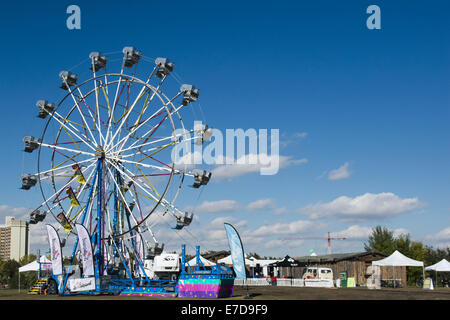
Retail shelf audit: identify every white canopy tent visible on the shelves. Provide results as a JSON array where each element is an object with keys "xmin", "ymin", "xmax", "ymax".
[
  {"xmin": 18, "ymin": 256, "xmax": 52, "ymax": 293},
  {"xmin": 372, "ymin": 250, "xmax": 424, "ymax": 286},
  {"xmin": 218, "ymin": 255, "xmax": 280, "ymax": 277},
  {"xmin": 19, "ymin": 256, "xmax": 52, "ymax": 273},
  {"xmin": 425, "ymin": 259, "xmax": 450, "ymax": 272},
  {"xmin": 372, "ymin": 250, "xmax": 424, "ymax": 267},
  {"xmin": 425, "ymin": 259, "xmax": 450, "ymax": 287},
  {"xmin": 186, "ymin": 255, "xmax": 215, "ymax": 267},
  {"xmin": 217, "ymin": 255, "xmax": 253, "ymax": 266}
]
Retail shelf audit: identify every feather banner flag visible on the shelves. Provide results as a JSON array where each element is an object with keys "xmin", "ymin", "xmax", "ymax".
[
  {"xmin": 224, "ymin": 223, "xmax": 246, "ymax": 279},
  {"xmin": 46, "ymin": 225, "xmax": 63, "ymax": 275},
  {"xmin": 135, "ymin": 234, "xmax": 145, "ymax": 276},
  {"xmin": 75, "ymin": 224, "xmax": 95, "ymax": 277}
]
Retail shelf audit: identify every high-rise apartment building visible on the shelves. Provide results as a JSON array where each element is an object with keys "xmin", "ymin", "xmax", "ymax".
[{"xmin": 0, "ymin": 216, "xmax": 30, "ymax": 261}]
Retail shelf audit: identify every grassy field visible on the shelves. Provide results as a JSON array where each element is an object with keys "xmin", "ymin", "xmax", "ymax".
[{"xmin": 1, "ymin": 286, "xmax": 450, "ymax": 300}]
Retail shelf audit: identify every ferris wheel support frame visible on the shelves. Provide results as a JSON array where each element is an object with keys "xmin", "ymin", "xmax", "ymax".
[
  {"xmin": 59, "ymin": 155, "xmax": 153, "ymax": 295},
  {"xmin": 22, "ymin": 47, "xmax": 215, "ymax": 296}
]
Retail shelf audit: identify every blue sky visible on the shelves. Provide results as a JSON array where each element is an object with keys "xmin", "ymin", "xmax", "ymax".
[{"xmin": 0, "ymin": 0, "xmax": 449, "ymax": 257}]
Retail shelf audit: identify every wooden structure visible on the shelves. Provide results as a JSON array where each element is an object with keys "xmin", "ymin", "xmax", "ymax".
[{"xmin": 295, "ymin": 252, "xmax": 406, "ymax": 286}]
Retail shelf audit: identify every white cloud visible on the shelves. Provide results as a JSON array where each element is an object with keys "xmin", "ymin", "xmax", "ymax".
[
  {"xmin": 173, "ymin": 150, "xmax": 203, "ymax": 168},
  {"xmin": 247, "ymin": 199, "xmax": 275, "ymax": 211},
  {"xmin": 280, "ymin": 132, "xmax": 308, "ymax": 148},
  {"xmin": 328, "ymin": 162, "xmax": 351, "ymax": 181},
  {"xmin": 334, "ymin": 225, "xmax": 373, "ymax": 240},
  {"xmin": 294, "ymin": 132, "xmax": 308, "ymax": 139},
  {"xmin": 211, "ymin": 154, "xmax": 307, "ymax": 181},
  {"xmin": 210, "ymin": 216, "xmax": 247, "ymax": 229},
  {"xmin": 426, "ymin": 227, "xmax": 450, "ymax": 242},
  {"xmin": 250, "ymin": 220, "xmax": 321, "ymax": 237},
  {"xmin": 29, "ymin": 223, "xmax": 52, "ymax": 246},
  {"xmin": 274, "ymin": 207, "xmax": 289, "ymax": 215},
  {"xmin": 393, "ymin": 228, "xmax": 410, "ymax": 238},
  {"xmin": 264, "ymin": 238, "xmax": 305, "ymax": 249},
  {"xmin": 0, "ymin": 205, "xmax": 31, "ymax": 221},
  {"xmin": 186, "ymin": 200, "xmax": 239, "ymax": 214},
  {"xmin": 300, "ymin": 192, "xmax": 425, "ymax": 221}
]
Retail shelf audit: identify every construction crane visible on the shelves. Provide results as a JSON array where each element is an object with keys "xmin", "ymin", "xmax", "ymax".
[{"xmin": 281, "ymin": 232, "xmax": 347, "ymax": 255}]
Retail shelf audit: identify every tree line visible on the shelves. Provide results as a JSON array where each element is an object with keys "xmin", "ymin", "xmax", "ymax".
[
  {"xmin": 0, "ymin": 254, "xmax": 38, "ymax": 289},
  {"xmin": 364, "ymin": 226, "xmax": 450, "ymax": 285}
]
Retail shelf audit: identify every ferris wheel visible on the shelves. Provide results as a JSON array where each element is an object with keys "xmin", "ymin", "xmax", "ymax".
[{"xmin": 21, "ymin": 47, "xmax": 213, "ymax": 261}]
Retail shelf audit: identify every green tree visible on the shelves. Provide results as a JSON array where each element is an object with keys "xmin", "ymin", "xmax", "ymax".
[
  {"xmin": 398, "ymin": 239, "xmax": 427, "ymax": 286},
  {"xmin": 364, "ymin": 226, "xmax": 396, "ymax": 254},
  {"xmin": 18, "ymin": 254, "xmax": 39, "ymax": 290},
  {"xmin": 248, "ymin": 252, "xmax": 262, "ymax": 259},
  {"xmin": 364, "ymin": 227, "xmax": 432, "ymax": 286},
  {"xmin": 0, "ymin": 260, "xmax": 20, "ymax": 289}
]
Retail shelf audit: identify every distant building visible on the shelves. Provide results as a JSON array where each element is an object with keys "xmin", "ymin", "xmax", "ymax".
[
  {"xmin": 0, "ymin": 216, "xmax": 30, "ymax": 261},
  {"xmin": 294, "ymin": 251, "xmax": 406, "ymax": 286}
]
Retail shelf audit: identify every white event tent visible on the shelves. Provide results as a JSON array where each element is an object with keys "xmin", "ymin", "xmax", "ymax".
[
  {"xmin": 425, "ymin": 259, "xmax": 450, "ymax": 272},
  {"xmin": 186, "ymin": 255, "xmax": 215, "ymax": 267},
  {"xmin": 217, "ymin": 255, "xmax": 253, "ymax": 266},
  {"xmin": 218, "ymin": 255, "xmax": 280, "ymax": 277},
  {"xmin": 19, "ymin": 256, "xmax": 52, "ymax": 273},
  {"xmin": 425, "ymin": 259, "xmax": 450, "ymax": 286},
  {"xmin": 372, "ymin": 250, "xmax": 424, "ymax": 286},
  {"xmin": 18, "ymin": 256, "xmax": 52, "ymax": 293}
]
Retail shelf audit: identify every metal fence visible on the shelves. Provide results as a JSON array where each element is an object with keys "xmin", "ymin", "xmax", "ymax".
[{"xmin": 234, "ymin": 278, "xmax": 305, "ymax": 287}]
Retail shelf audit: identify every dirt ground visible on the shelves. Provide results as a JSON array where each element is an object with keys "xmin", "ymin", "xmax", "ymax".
[{"xmin": 1, "ymin": 286, "xmax": 449, "ymax": 300}]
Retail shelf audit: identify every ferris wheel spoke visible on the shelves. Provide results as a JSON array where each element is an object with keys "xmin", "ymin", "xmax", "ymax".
[
  {"xmin": 125, "ymin": 135, "xmax": 197, "ymax": 160},
  {"xmin": 120, "ymin": 140, "xmax": 185, "ymax": 161},
  {"xmin": 127, "ymin": 184, "xmax": 145, "ymax": 221},
  {"xmin": 111, "ymin": 79, "xmax": 137, "ymax": 145},
  {"xmin": 134, "ymin": 141, "xmax": 174, "ymax": 164},
  {"xmin": 51, "ymin": 165, "xmax": 96, "ymax": 208},
  {"xmin": 41, "ymin": 142, "xmax": 95, "ymax": 157},
  {"xmin": 107, "ymin": 105, "xmax": 166, "ymax": 153},
  {"xmin": 100, "ymin": 84, "xmax": 114, "ymax": 125},
  {"xmin": 51, "ymin": 150, "xmax": 83, "ymax": 170},
  {"xmin": 110, "ymin": 91, "xmax": 183, "ymax": 154},
  {"xmin": 128, "ymin": 74, "xmax": 170, "ymax": 131},
  {"xmin": 105, "ymin": 166, "xmax": 140, "ymax": 228},
  {"xmin": 105, "ymin": 159, "xmax": 161, "ymax": 204},
  {"xmin": 105, "ymin": 80, "xmax": 158, "ymax": 153},
  {"xmin": 90, "ymin": 61, "xmax": 106, "ymax": 146},
  {"xmin": 134, "ymin": 166, "xmax": 161, "ymax": 199},
  {"xmin": 119, "ymin": 129, "xmax": 195, "ymax": 155},
  {"xmin": 106, "ymin": 75, "xmax": 170, "ymax": 153},
  {"xmin": 64, "ymin": 162, "xmax": 99, "ymax": 220},
  {"xmin": 74, "ymin": 85, "xmax": 105, "ymax": 145},
  {"xmin": 106, "ymin": 58, "xmax": 126, "ymax": 145},
  {"xmin": 108, "ymin": 157, "xmax": 174, "ymax": 174},
  {"xmin": 39, "ymin": 157, "xmax": 96, "ymax": 177},
  {"xmin": 51, "ymin": 111, "xmax": 97, "ymax": 152},
  {"xmin": 63, "ymin": 84, "xmax": 99, "ymax": 146},
  {"xmin": 114, "ymin": 162, "xmax": 163, "ymax": 203},
  {"xmin": 38, "ymin": 161, "xmax": 97, "ymax": 211},
  {"xmin": 118, "ymin": 99, "xmax": 186, "ymax": 154},
  {"xmin": 119, "ymin": 164, "xmax": 183, "ymax": 221}
]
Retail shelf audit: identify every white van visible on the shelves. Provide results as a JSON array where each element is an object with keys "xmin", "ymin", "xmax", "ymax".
[
  {"xmin": 302, "ymin": 267, "xmax": 334, "ymax": 287},
  {"xmin": 144, "ymin": 253, "xmax": 180, "ymax": 281}
]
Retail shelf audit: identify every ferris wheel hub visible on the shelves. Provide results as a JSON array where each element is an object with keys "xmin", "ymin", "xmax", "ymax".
[{"xmin": 95, "ymin": 146, "xmax": 105, "ymax": 159}]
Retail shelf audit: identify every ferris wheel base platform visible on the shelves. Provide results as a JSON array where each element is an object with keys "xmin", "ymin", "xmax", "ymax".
[
  {"xmin": 177, "ymin": 274, "xmax": 235, "ymax": 299},
  {"xmin": 118, "ymin": 289, "xmax": 177, "ymax": 297}
]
